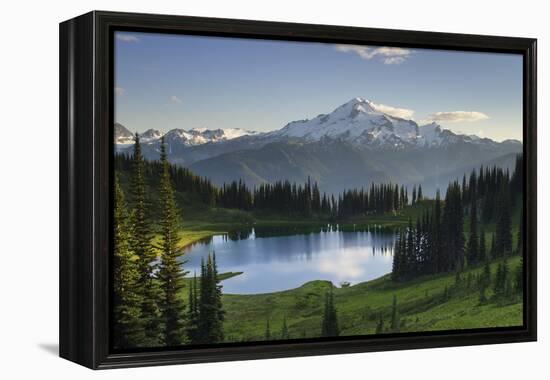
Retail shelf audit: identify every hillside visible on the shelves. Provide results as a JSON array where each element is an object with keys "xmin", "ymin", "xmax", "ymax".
[{"xmin": 177, "ymin": 255, "xmax": 523, "ymax": 342}]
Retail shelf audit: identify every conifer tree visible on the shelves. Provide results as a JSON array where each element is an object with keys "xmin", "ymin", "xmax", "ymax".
[
  {"xmin": 481, "ymin": 259, "xmax": 491, "ymax": 290},
  {"xmin": 406, "ymin": 219, "xmax": 415, "ymax": 276},
  {"xmin": 185, "ymin": 273, "xmax": 200, "ymax": 344},
  {"xmin": 417, "ymin": 185, "xmax": 423, "ymax": 202},
  {"xmin": 391, "ymin": 231, "xmax": 404, "ymax": 281},
  {"xmin": 495, "ymin": 185, "xmax": 513, "ymax": 257},
  {"xmin": 211, "ymin": 253, "xmax": 225, "ymax": 340},
  {"xmin": 157, "ymin": 136, "xmax": 187, "ymax": 346},
  {"xmin": 281, "ymin": 317, "xmax": 290, "ymax": 339},
  {"xmin": 415, "ymin": 218, "xmax": 423, "ymax": 271},
  {"xmin": 113, "ymin": 174, "xmax": 144, "ymax": 348},
  {"xmin": 321, "ymin": 286, "xmax": 339, "ymax": 337},
  {"xmin": 493, "ymin": 263, "xmax": 504, "ymax": 297},
  {"xmin": 490, "ymin": 233, "xmax": 496, "ymax": 260},
  {"xmin": 514, "ymin": 258, "xmax": 523, "ymax": 294},
  {"xmin": 517, "ymin": 210, "xmax": 524, "ymax": 255},
  {"xmin": 433, "ymin": 190, "xmax": 443, "ymax": 272},
  {"xmin": 442, "ymin": 182, "xmax": 465, "ymax": 271},
  {"xmin": 130, "ymin": 133, "xmax": 160, "ymax": 345},
  {"xmin": 493, "ymin": 260, "xmax": 509, "ymax": 298},
  {"xmin": 510, "ymin": 154, "xmax": 523, "ymax": 207},
  {"xmin": 479, "ymin": 228, "xmax": 487, "ymax": 261},
  {"xmin": 467, "ymin": 191, "xmax": 479, "ymax": 266},
  {"xmin": 494, "ymin": 263, "xmax": 503, "ymax": 297},
  {"xmin": 198, "ymin": 253, "xmax": 225, "ymax": 343}
]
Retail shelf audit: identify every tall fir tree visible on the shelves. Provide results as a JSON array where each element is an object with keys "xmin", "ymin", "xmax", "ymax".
[
  {"xmin": 321, "ymin": 286, "xmax": 339, "ymax": 337},
  {"xmin": 442, "ymin": 182, "xmax": 465, "ymax": 271},
  {"xmin": 157, "ymin": 136, "xmax": 187, "ymax": 346},
  {"xmin": 467, "ymin": 187, "xmax": 479, "ymax": 266},
  {"xmin": 113, "ymin": 174, "xmax": 144, "ymax": 348},
  {"xmin": 280, "ymin": 317, "xmax": 290, "ymax": 339},
  {"xmin": 481, "ymin": 259, "xmax": 491, "ymax": 289},
  {"xmin": 495, "ymin": 184, "xmax": 513, "ymax": 257},
  {"xmin": 391, "ymin": 229, "xmax": 407, "ymax": 281},
  {"xmin": 433, "ymin": 190, "xmax": 443, "ymax": 272},
  {"xmin": 130, "ymin": 133, "xmax": 160, "ymax": 345},
  {"xmin": 479, "ymin": 228, "xmax": 487, "ymax": 261},
  {"xmin": 406, "ymin": 219, "xmax": 415, "ymax": 276},
  {"xmin": 198, "ymin": 253, "xmax": 225, "ymax": 343},
  {"xmin": 185, "ymin": 273, "xmax": 200, "ymax": 344},
  {"xmin": 490, "ymin": 233, "xmax": 496, "ymax": 260},
  {"xmin": 517, "ymin": 209, "xmax": 524, "ymax": 255},
  {"xmin": 514, "ymin": 258, "xmax": 523, "ymax": 294},
  {"xmin": 493, "ymin": 260, "xmax": 510, "ymax": 298}
]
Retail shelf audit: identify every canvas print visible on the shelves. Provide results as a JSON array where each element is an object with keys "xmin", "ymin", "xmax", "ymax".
[{"xmin": 112, "ymin": 31, "xmax": 524, "ymax": 350}]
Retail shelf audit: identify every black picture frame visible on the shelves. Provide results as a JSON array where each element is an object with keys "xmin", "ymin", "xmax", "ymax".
[{"xmin": 59, "ymin": 10, "xmax": 537, "ymax": 369}]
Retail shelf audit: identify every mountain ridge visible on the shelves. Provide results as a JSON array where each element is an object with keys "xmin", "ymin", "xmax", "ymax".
[
  {"xmin": 115, "ymin": 97, "xmax": 521, "ymax": 152},
  {"xmin": 114, "ymin": 97, "xmax": 522, "ymax": 195}
]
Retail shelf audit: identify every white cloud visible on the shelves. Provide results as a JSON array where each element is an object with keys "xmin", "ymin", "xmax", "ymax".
[
  {"xmin": 115, "ymin": 87, "xmax": 125, "ymax": 96},
  {"xmin": 369, "ymin": 102, "xmax": 415, "ymax": 119},
  {"xmin": 116, "ymin": 34, "xmax": 140, "ymax": 43},
  {"xmin": 334, "ymin": 45, "xmax": 411, "ymax": 64},
  {"xmin": 170, "ymin": 95, "xmax": 183, "ymax": 104},
  {"xmin": 382, "ymin": 56, "xmax": 406, "ymax": 65},
  {"xmin": 427, "ymin": 111, "xmax": 490, "ymax": 123}
]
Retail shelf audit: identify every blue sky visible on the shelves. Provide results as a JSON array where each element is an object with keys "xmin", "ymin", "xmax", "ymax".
[{"xmin": 115, "ymin": 31, "xmax": 523, "ymax": 142}]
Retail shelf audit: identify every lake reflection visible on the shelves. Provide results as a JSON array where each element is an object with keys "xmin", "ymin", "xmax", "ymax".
[{"xmin": 181, "ymin": 227, "xmax": 396, "ymax": 294}]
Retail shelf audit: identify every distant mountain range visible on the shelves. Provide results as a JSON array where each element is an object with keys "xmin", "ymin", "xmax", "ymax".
[
  {"xmin": 115, "ymin": 123, "xmax": 258, "ymax": 147},
  {"xmin": 115, "ymin": 97, "xmax": 522, "ymax": 195}
]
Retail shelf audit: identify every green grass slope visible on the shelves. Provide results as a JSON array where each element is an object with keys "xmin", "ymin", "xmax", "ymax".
[{"xmin": 206, "ymin": 255, "xmax": 522, "ymax": 342}]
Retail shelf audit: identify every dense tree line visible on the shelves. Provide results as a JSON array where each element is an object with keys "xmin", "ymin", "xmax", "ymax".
[
  {"xmin": 113, "ymin": 134, "xmax": 224, "ymax": 349},
  {"xmin": 118, "ymin": 150, "xmax": 415, "ymax": 218},
  {"xmin": 337, "ymin": 183, "xmax": 409, "ymax": 217},
  {"xmin": 392, "ymin": 156, "xmax": 522, "ymax": 282},
  {"xmin": 115, "ymin": 151, "xmax": 218, "ymax": 206},
  {"xmin": 220, "ymin": 178, "xmax": 411, "ymax": 218}
]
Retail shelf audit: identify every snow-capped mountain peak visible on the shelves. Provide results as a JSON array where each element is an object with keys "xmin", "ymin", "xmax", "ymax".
[
  {"xmin": 140, "ymin": 129, "xmax": 162, "ymax": 143},
  {"xmin": 114, "ymin": 123, "xmax": 135, "ymax": 145},
  {"xmin": 265, "ymin": 97, "xmax": 507, "ymax": 150},
  {"xmin": 114, "ymin": 124, "xmax": 260, "ymax": 148},
  {"xmin": 116, "ymin": 97, "xmax": 521, "ymax": 155},
  {"xmin": 269, "ymin": 97, "xmax": 420, "ymax": 147}
]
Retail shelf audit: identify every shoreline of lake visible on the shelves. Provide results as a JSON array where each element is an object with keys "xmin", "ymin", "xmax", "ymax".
[{"xmin": 179, "ymin": 227, "xmax": 397, "ymax": 294}]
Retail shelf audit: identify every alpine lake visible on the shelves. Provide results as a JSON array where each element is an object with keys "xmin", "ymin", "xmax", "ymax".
[{"xmin": 180, "ymin": 225, "xmax": 397, "ymax": 294}]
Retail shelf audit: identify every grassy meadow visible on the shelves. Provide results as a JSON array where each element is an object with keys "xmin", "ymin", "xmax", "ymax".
[{"xmin": 176, "ymin": 255, "xmax": 522, "ymax": 342}]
